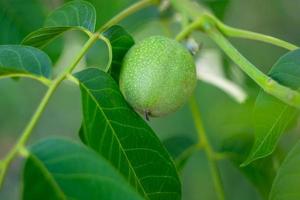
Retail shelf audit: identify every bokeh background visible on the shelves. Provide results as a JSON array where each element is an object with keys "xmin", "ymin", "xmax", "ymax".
[{"xmin": 1, "ymin": 0, "xmax": 300, "ymax": 199}]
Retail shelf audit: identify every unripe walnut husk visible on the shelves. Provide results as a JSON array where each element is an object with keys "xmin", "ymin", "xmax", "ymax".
[{"xmin": 120, "ymin": 36, "xmax": 197, "ymax": 117}]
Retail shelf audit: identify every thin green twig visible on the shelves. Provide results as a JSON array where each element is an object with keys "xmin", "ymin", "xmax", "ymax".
[
  {"xmin": 206, "ymin": 27, "xmax": 300, "ymax": 109},
  {"xmin": 0, "ymin": 74, "xmax": 52, "ymax": 86},
  {"xmin": 98, "ymin": 35, "xmax": 113, "ymax": 72},
  {"xmin": 189, "ymin": 96, "xmax": 225, "ymax": 200},
  {"xmin": 97, "ymin": 0, "xmax": 159, "ymax": 33},
  {"xmin": 172, "ymin": 0, "xmax": 298, "ymax": 50},
  {"xmin": 175, "ymin": 15, "xmax": 226, "ymax": 199},
  {"xmin": 0, "ymin": 33, "xmax": 99, "ymax": 188},
  {"xmin": 175, "ymin": 17, "xmax": 206, "ymax": 41},
  {"xmin": 0, "ymin": 0, "xmax": 158, "ymax": 189},
  {"xmin": 211, "ymin": 16, "xmax": 298, "ymax": 51},
  {"xmin": 175, "ymin": 143, "xmax": 201, "ymax": 170},
  {"xmin": 174, "ymin": 10, "xmax": 300, "ymax": 109},
  {"xmin": 172, "ymin": 1, "xmax": 300, "ymax": 198}
]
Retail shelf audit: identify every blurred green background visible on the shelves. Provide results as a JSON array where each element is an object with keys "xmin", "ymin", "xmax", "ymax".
[{"xmin": 1, "ymin": 0, "xmax": 300, "ymax": 199}]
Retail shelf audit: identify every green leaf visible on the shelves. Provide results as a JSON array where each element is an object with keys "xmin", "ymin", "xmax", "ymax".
[
  {"xmin": 0, "ymin": 45, "xmax": 52, "ymax": 78},
  {"xmin": 22, "ymin": 138, "xmax": 143, "ymax": 200},
  {"xmin": 22, "ymin": 0, "xmax": 96, "ymax": 48},
  {"xmin": 0, "ymin": 0, "xmax": 63, "ymax": 64},
  {"xmin": 84, "ymin": 0, "xmax": 159, "ymax": 35},
  {"xmin": 75, "ymin": 68, "xmax": 181, "ymax": 200},
  {"xmin": 242, "ymin": 49, "xmax": 300, "ymax": 166},
  {"xmin": 83, "ymin": 0, "xmax": 134, "ymax": 28},
  {"xmin": 0, "ymin": 0, "xmax": 45, "ymax": 44},
  {"xmin": 103, "ymin": 25, "xmax": 135, "ymax": 82},
  {"xmin": 198, "ymin": 0, "xmax": 230, "ymax": 19},
  {"xmin": 221, "ymin": 133, "xmax": 278, "ymax": 199},
  {"xmin": 269, "ymin": 141, "xmax": 300, "ymax": 200},
  {"xmin": 23, "ymin": 27, "xmax": 72, "ymax": 48},
  {"xmin": 44, "ymin": 0, "xmax": 96, "ymax": 31},
  {"xmin": 163, "ymin": 135, "xmax": 198, "ymax": 171}
]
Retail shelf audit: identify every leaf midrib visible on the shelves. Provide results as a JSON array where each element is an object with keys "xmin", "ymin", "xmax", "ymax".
[
  {"xmin": 23, "ymin": 26, "xmax": 88, "ymax": 48},
  {"xmin": 25, "ymin": 154, "xmax": 67, "ymax": 200},
  {"xmin": 251, "ymin": 104, "xmax": 289, "ymax": 158},
  {"xmin": 80, "ymin": 83, "xmax": 149, "ymax": 199}
]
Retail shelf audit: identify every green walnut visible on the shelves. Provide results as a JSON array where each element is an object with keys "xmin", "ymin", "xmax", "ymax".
[{"xmin": 119, "ymin": 36, "xmax": 197, "ymax": 118}]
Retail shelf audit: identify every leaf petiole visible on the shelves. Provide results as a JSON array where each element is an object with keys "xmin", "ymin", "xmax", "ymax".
[
  {"xmin": 188, "ymin": 96, "xmax": 225, "ymax": 200},
  {"xmin": 97, "ymin": 0, "xmax": 159, "ymax": 33},
  {"xmin": 206, "ymin": 27, "xmax": 300, "ymax": 109},
  {"xmin": 0, "ymin": 0, "xmax": 158, "ymax": 189},
  {"xmin": 0, "ymin": 74, "xmax": 52, "ymax": 86},
  {"xmin": 0, "ymin": 33, "xmax": 99, "ymax": 189},
  {"xmin": 98, "ymin": 34, "xmax": 113, "ymax": 72},
  {"xmin": 211, "ymin": 15, "xmax": 298, "ymax": 51},
  {"xmin": 174, "ymin": 10, "xmax": 300, "ymax": 109}
]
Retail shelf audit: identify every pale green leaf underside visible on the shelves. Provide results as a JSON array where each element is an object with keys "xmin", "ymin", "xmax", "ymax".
[
  {"xmin": 22, "ymin": 0, "xmax": 96, "ymax": 48},
  {"xmin": 0, "ymin": 45, "xmax": 52, "ymax": 78},
  {"xmin": 22, "ymin": 138, "xmax": 143, "ymax": 200},
  {"xmin": 270, "ymin": 141, "xmax": 300, "ymax": 200},
  {"xmin": 75, "ymin": 68, "xmax": 181, "ymax": 200},
  {"xmin": 243, "ymin": 49, "xmax": 300, "ymax": 166},
  {"xmin": 23, "ymin": 27, "xmax": 74, "ymax": 48},
  {"xmin": 103, "ymin": 25, "xmax": 135, "ymax": 82}
]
